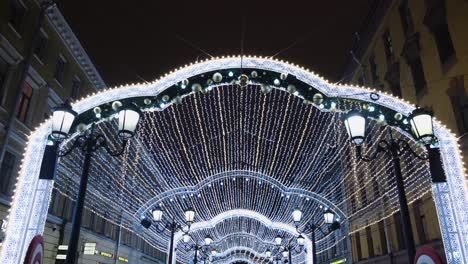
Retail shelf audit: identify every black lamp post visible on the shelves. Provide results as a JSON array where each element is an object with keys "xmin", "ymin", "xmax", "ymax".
[
  {"xmin": 343, "ymin": 108, "xmax": 439, "ymax": 264},
  {"xmin": 178, "ymin": 234, "xmax": 213, "ymax": 264},
  {"xmin": 50, "ymin": 102, "xmax": 141, "ymax": 264},
  {"xmin": 147, "ymin": 205, "xmax": 195, "ymax": 264},
  {"xmin": 292, "ymin": 208, "xmax": 340, "ymax": 264}
]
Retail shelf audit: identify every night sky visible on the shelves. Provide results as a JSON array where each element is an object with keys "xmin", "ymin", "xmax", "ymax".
[{"xmin": 58, "ymin": 1, "xmax": 372, "ymax": 87}]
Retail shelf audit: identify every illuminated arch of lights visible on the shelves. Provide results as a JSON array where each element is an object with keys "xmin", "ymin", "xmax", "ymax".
[
  {"xmin": 173, "ymin": 209, "xmax": 313, "ymax": 262},
  {"xmin": 0, "ymin": 56, "xmax": 466, "ymax": 264}
]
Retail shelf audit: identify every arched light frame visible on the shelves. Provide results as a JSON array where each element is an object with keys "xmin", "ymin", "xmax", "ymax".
[
  {"xmin": 1, "ymin": 56, "xmax": 466, "ymax": 264},
  {"xmin": 172, "ymin": 209, "xmax": 313, "ymax": 263}
]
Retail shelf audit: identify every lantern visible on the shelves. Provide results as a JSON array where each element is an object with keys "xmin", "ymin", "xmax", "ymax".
[
  {"xmin": 118, "ymin": 104, "xmax": 141, "ymax": 139},
  {"xmin": 51, "ymin": 102, "xmax": 77, "ymax": 141},
  {"xmin": 344, "ymin": 110, "xmax": 367, "ymax": 145}
]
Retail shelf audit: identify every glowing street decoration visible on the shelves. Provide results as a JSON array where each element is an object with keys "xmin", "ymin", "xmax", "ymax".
[{"xmin": 0, "ymin": 56, "xmax": 466, "ymax": 264}]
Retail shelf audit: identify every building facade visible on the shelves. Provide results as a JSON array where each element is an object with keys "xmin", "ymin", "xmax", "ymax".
[
  {"xmin": 340, "ymin": 0, "xmax": 468, "ymax": 263},
  {"xmin": 0, "ymin": 1, "xmax": 165, "ymax": 263}
]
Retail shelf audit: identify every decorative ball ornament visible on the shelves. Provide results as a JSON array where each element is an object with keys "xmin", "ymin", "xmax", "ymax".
[
  {"xmin": 206, "ymin": 79, "xmax": 214, "ymax": 85},
  {"xmin": 312, "ymin": 93, "xmax": 324, "ymax": 105},
  {"xmin": 287, "ymin": 84, "xmax": 296, "ymax": 94},
  {"xmin": 24, "ymin": 235, "xmax": 44, "ymax": 264},
  {"xmin": 174, "ymin": 96, "xmax": 183, "ymax": 104},
  {"xmin": 192, "ymin": 83, "xmax": 203, "ymax": 92},
  {"xmin": 76, "ymin": 123, "xmax": 87, "ymax": 133},
  {"xmin": 112, "ymin": 101, "xmax": 122, "ymax": 111},
  {"xmin": 362, "ymin": 104, "xmax": 369, "ymax": 110},
  {"xmin": 93, "ymin": 107, "xmax": 101, "ymax": 114},
  {"xmin": 213, "ymin": 72, "xmax": 223, "ymax": 82},
  {"xmin": 303, "ymin": 99, "xmax": 312, "ymax": 105},
  {"xmin": 251, "ymin": 71, "xmax": 258, "ymax": 78},
  {"xmin": 239, "ymin": 74, "xmax": 249, "ymax": 87},
  {"xmin": 280, "ymin": 73, "xmax": 288, "ymax": 80},
  {"xmin": 162, "ymin": 95, "xmax": 170, "ymax": 102},
  {"xmin": 273, "ymin": 79, "xmax": 280, "ymax": 86},
  {"xmin": 260, "ymin": 84, "xmax": 272, "ymax": 94},
  {"xmin": 394, "ymin": 112, "xmax": 403, "ymax": 121},
  {"xmin": 144, "ymin": 98, "xmax": 152, "ymax": 105},
  {"xmin": 182, "ymin": 79, "xmax": 190, "ymax": 86}
]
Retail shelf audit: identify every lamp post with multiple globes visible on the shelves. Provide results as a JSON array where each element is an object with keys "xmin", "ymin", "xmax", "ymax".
[
  {"xmin": 146, "ymin": 205, "xmax": 195, "ymax": 264},
  {"xmin": 292, "ymin": 208, "xmax": 340, "ymax": 264},
  {"xmin": 179, "ymin": 234, "xmax": 214, "ymax": 264},
  {"xmin": 50, "ymin": 102, "xmax": 142, "ymax": 264},
  {"xmin": 343, "ymin": 107, "xmax": 442, "ymax": 264}
]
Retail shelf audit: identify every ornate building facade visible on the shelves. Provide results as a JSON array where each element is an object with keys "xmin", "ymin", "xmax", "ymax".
[
  {"xmin": 0, "ymin": 1, "xmax": 164, "ymax": 263},
  {"xmin": 340, "ymin": 0, "xmax": 468, "ymax": 263}
]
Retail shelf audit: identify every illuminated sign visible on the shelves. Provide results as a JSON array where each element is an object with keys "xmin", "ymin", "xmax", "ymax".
[
  {"xmin": 58, "ymin": 245, "xmax": 68, "ymax": 250},
  {"xmin": 56, "ymin": 254, "xmax": 66, "ymax": 260},
  {"xmin": 118, "ymin": 256, "xmax": 129, "ymax": 262},
  {"xmin": 330, "ymin": 258, "xmax": 347, "ymax": 264},
  {"xmin": 83, "ymin": 242, "xmax": 96, "ymax": 255},
  {"xmin": 100, "ymin": 251, "xmax": 114, "ymax": 258}
]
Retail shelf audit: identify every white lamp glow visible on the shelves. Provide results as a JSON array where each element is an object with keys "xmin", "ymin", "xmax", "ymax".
[
  {"xmin": 118, "ymin": 104, "xmax": 141, "ymax": 139},
  {"xmin": 282, "ymin": 250, "xmax": 289, "ymax": 258},
  {"xmin": 185, "ymin": 208, "xmax": 195, "ymax": 223},
  {"xmin": 297, "ymin": 235, "xmax": 305, "ymax": 246},
  {"xmin": 51, "ymin": 102, "xmax": 77, "ymax": 141},
  {"xmin": 292, "ymin": 209, "xmax": 303, "ymax": 223},
  {"xmin": 205, "ymin": 235, "xmax": 213, "ymax": 246},
  {"xmin": 265, "ymin": 249, "xmax": 271, "ymax": 258},
  {"xmin": 344, "ymin": 110, "xmax": 367, "ymax": 145},
  {"xmin": 275, "ymin": 236, "xmax": 282, "ymax": 246},
  {"xmin": 152, "ymin": 206, "xmax": 163, "ymax": 222},
  {"xmin": 323, "ymin": 209, "xmax": 335, "ymax": 224},
  {"xmin": 409, "ymin": 108, "xmax": 434, "ymax": 144},
  {"xmin": 183, "ymin": 233, "xmax": 191, "ymax": 243}
]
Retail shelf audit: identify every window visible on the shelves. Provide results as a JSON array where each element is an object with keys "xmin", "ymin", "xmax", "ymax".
[
  {"xmin": 0, "ymin": 57, "xmax": 10, "ymax": 102},
  {"xmin": 366, "ymin": 226, "xmax": 375, "ymax": 258},
  {"xmin": 394, "ymin": 213, "xmax": 406, "ymax": 250},
  {"xmin": 16, "ymin": 82, "xmax": 33, "ymax": 123},
  {"xmin": 0, "ymin": 151, "xmax": 17, "ymax": 195},
  {"xmin": 413, "ymin": 200, "xmax": 427, "ymax": 244},
  {"xmin": 424, "ymin": 0, "xmax": 456, "ymax": 66},
  {"xmin": 355, "ymin": 232, "xmax": 362, "ymax": 261},
  {"xmin": 9, "ymin": 0, "xmax": 26, "ymax": 32},
  {"xmin": 382, "ymin": 30, "xmax": 394, "ymax": 64},
  {"xmin": 409, "ymin": 57, "xmax": 427, "ymax": 95},
  {"xmin": 378, "ymin": 220, "xmax": 388, "ymax": 254},
  {"xmin": 369, "ymin": 54, "xmax": 378, "ymax": 83},
  {"xmin": 34, "ymin": 31, "xmax": 48, "ymax": 62},
  {"xmin": 449, "ymin": 76, "xmax": 468, "ymax": 133},
  {"xmin": 54, "ymin": 56, "xmax": 67, "ymax": 83},
  {"xmin": 71, "ymin": 77, "xmax": 82, "ymax": 99},
  {"xmin": 433, "ymin": 22, "xmax": 455, "ymax": 65}
]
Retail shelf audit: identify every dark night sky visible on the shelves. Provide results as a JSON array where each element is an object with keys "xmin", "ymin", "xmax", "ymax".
[{"xmin": 57, "ymin": 1, "xmax": 372, "ymax": 87}]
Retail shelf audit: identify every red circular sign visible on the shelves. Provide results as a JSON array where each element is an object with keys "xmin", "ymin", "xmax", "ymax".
[
  {"xmin": 414, "ymin": 246, "xmax": 444, "ymax": 264},
  {"xmin": 24, "ymin": 235, "xmax": 44, "ymax": 264}
]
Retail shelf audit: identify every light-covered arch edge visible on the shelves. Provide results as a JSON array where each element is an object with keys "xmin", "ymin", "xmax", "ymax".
[
  {"xmin": 0, "ymin": 56, "xmax": 466, "ymax": 264},
  {"xmin": 173, "ymin": 209, "xmax": 311, "ymax": 264}
]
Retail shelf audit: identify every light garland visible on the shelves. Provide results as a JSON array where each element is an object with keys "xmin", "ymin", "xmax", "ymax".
[{"xmin": 1, "ymin": 56, "xmax": 466, "ymax": 264}]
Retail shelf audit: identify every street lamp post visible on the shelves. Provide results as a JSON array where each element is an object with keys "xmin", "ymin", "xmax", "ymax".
[
  {"xmin": 147, "ymin": 205, "xmax": 195, "ymax": 264},
  {"xmin": 343, "ymin": 108, "xmax": 438, "ymax": 264},
  {"xmin": 292, "ymin": 208, "xmax": 340, "ymax": 264},
  {"xmin": 178, "ymin": 234, "xmax": 213, "ymax": 264},
  {"xmin": 50, "ymin": 102, "xmax": 141, "ymax": 264}
]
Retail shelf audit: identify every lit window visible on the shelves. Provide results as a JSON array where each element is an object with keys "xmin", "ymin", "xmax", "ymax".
[{"xmin": 16, "ymin": 82, "xmax": 33, "ymax": 123}]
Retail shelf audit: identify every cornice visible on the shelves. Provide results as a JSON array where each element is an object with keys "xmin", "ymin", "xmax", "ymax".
[{"xmin": 45, "ymin": 6, "xmax": 106, "ymax": 90}]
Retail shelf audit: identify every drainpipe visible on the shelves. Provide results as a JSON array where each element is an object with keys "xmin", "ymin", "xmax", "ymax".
[{"xmin": 0, "ymin": 0, "xmax": 55, "ymax": 164}]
